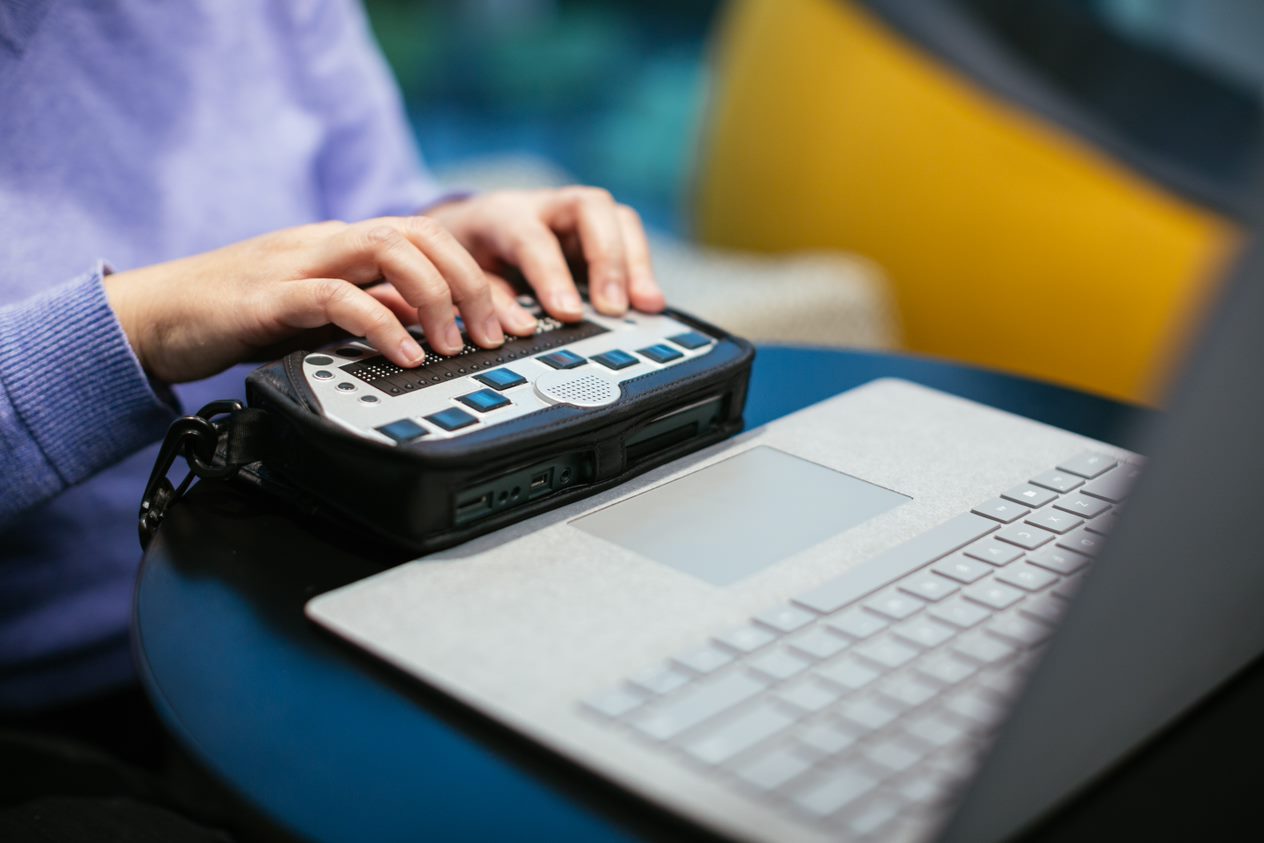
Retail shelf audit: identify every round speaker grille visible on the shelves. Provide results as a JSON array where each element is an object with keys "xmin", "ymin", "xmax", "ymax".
[{"xmin": 534, "ymin": 370, "xmax": 621, "ymax": 407}]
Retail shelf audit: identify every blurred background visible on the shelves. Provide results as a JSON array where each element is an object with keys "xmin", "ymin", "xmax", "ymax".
[{"xmin": 363, "ymin": 0, "xmax": 1262, "ymax": 405}]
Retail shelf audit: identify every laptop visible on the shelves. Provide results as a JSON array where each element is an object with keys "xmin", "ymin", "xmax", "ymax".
[{"xmin": 306, "ymin": 233, "xmax": 1263, "ymax": 842}]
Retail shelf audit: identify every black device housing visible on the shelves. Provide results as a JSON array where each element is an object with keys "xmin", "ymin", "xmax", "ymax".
[{"xmin": 241, "ymin": 308, "xmax": 754, "ymax": 554}]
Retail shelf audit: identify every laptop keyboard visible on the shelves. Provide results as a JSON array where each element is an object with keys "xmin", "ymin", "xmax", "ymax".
[{"xmin": 581, "ymin": 452, "xmax": 1142, "ymax": 839}]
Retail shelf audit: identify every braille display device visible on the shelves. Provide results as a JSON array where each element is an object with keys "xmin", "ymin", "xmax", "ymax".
[{"xmin": 222, "ymin": 297, "xmax": 754, "ymax": 552}]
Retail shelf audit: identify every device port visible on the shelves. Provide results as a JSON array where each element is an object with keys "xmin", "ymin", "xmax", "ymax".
[
  {"xmin": 456, "ymin": 492, "xmax": 492, "ymax": 520},
  {"xmin": 529, "ymin": 469, "xmax": 553, "ymax": 497}
]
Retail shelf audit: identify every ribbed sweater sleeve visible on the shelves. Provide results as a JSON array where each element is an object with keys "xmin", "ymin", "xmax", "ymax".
[{"xmin": 0, "ymin": 264, "xmax": 177, "ymax": 528}]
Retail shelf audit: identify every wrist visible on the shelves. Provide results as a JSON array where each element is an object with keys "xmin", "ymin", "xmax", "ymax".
[{"xmin": 102, "ymin": 266, "xmax": 158, "ymax": 376}]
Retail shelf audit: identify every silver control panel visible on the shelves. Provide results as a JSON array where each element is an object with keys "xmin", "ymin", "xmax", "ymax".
[{"xmin": 302, "ymin": 304, "xmax": 717, "ymax": 446}]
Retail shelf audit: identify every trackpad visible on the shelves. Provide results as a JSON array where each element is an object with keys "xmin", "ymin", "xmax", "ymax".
[{"xmin": 572, "ymin": 446, "xmax": 909, "ymax": 585}]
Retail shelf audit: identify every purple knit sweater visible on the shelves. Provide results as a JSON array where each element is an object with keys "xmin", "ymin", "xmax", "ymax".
[{"xmin": 0, "ymin": 0, "xmax": 443, "ymax": 709}]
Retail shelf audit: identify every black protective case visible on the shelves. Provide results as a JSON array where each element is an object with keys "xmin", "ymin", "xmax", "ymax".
[{"xmin": 241, "ymin": 308, "xmax": 755, "ymax": 554}]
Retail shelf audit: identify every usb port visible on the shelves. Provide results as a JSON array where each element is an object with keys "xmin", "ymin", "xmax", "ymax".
[
  {"xmin": 456, "ymin": 492, "xmax": 492, "ymax": 517},
  {"xmin": 529, "ymin": 469, "xmax": 553, "ymax": 497}
]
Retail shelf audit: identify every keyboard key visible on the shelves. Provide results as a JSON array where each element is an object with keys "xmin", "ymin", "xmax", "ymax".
[
  {"xmin": 1024, "ymin": 509, "xmax": 1083, "ymax": 535},
  {"xmin": 583, "ymin": 685, "xmax": 647, "ymax": 718},
  {"xmin": 1086, "ymin": 512, "xmax": 1121, "ymax": 535},
  {"xmin": 929, "ymin": 598, "xmax": 991, "ymax": 629},
  {"xmin": 964, "ymin": 539, "xmax": 1023, "ymax": 566},
  {"xmin": 673, "ymin": 644, "xmax": 734, "ymax": 675},
  {"xmin": 1053, "ymin": 573, "xmax": 1086, "ymax": 601},
  {"xmin": 943, "ymin": 687, "xmax": 1007, "ymax": 730},
  {"xmin": 845, "ymin": 794, "xmax": 902, "ymax": 837},
  {"xmin": 786, "ymin": 627, "xmax": 850, "ymax": 661},
  {"xmin": 638, "ymin": 343, "xmax": 684, "ymax": 364},
  {"xmin": 793, "ymin": 513, "xmax": 996, "ymax": 614},
  {"xmin": 1020, "ymin": 594, "xmax": 1067, "ymax": 624},
  {"xmin": 933, "ymin": 553, "xmax": 992, "ymax": 584},
  {"xmin": 877, "ymin": 672, "xmax": 940, "ymax": 709},
  {"xmin": 816, "ymin": 656, "xmax": 881, "ymax": 691},
  {"xmin": 668, "ymin": 330, "xmax": 711, "ymax": 350},
  {"xmin": 1001, "ymin": 483, "xmax": 1058, "ymax": 508},
  {"xmin": 1056, "ymin": 526, "xmax": 1105, "ymax": 556},
  {"xmin": 899, "ymin": 572, "xmax": 960, "ymax": 602},
  {"xmin": 864, "ymin": 736, "xmax": 926, "ymax": 773},
  {"xmin": 854, "ymin": 636, "xmax": 920, "ymax": 669},
  {"xmin": 789, "ymin": 767, "xmax": 878, "ymax": 819},
  {"xmin": 590, "ymin": 349, "xmax": 638, "ymax": 370},
  {"xmin": 897, "ymin": 772, "xmax": 953, "ymax": 806},
  {"xmin": 1029, "ymin": 469, "xmax": 1084, "ymax": 494},
  {"xmin": 754, "ymin": 604, "xmax": 817, "ymax": 634},
  {"xmin": 1054, "ymin": 494, "xmax": 1111, "ymax": 519},
  {"xmin": 715, "ymin": 624, "xmax": 777, "ymax": 654},
  {"xmin": 995, "ymin": 563, "xmax": 1059, "ymax": 592},
  {"xmin": 905, "ymin": 712, "xmax": 968, "ymax": 749},
  {"xmin": 473, "ymin": 367, "xmax": 527, "ymax": 391},
  {"xmin": 963, "ymin": 581, "xmax": 1024, "ymax": 610},
  {"xmin": 916, "ymin": 651, "xmax": 979, "ymax": 686},
  {"xmin": 629, "ymin": 671, "xmax": 766, "ymax": 741},
  {"xmin": 864, "ymin": 590, "xmax": 925, "ymax": 620},
  {"xmin": 797, "ymin": 719, "xmax": 861, "ymax": 756},
  {"xmin": 1081, "ymin": 463, "xmax": 1142, "ymax": 502},
  {"xmin": 425, "ymin": 406, "xmax": 478, "ymax": 431},
  {"xmin": 972, "ymin": 498, "xmax": 1031, "ymax": 524},
  {"xmin": 839, "ymin": 696, "xmax": 900, "ymax": 731},
  {"xmin": 537, "ymin": 349, "xmax": 586, "ymax": 369},
  {"xmin": 987, "ymin": 613, "xmax": 1054, "ymax": 647},
  {"xmin": 680, "ymin": 700, "xmax": 795, "ymax": 765},
  {"xmin": 994, "ymin": 524, "xmax": 1054, "ymax": 550},
  {"xmin": 456, "ymin": 388, "xmax": 511, "ymax": 413},
  {"xmin": 375, "ymin": 418, "xmax": 428, "ymax": 443},
  {"xmin": 1026, "ymin": 546, "xmax": 1090, "ymax": 575},
  {"xmin": 630, "ymin": 664, "xmax": 692, "ymax": 695},
  {"xmin": 892, "ymin": 616, "xmax": 956, "ymax": 649},
  {"xmin": 748, "ymin": 647, "xmax": 813, "ymax": 682},
  {"xmin": 732, "ymin": 744, "xmax": 814, "ymax": 792},
  {"xmin": 976, "ymin": 668, "xmax": 1027, "ymax": 699},
  {"xmin": 952, "ymin": 632, "xmax": 1016, "ymax": 666},
  {"xmin": 1057, "ymin": 452, "xmax": 1117, "ymax": 479},
  {"xmin": 825, "ymin": 609, "xmax": 888, "ymax": 640},
  {"xmin": 775, "ymin": 678, "xmax": 842, "ymax": 714}
]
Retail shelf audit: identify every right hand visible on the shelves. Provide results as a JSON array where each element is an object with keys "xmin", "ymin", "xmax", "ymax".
[{"xmin": 103, "ymin": 216, "xmax": 544, "ymax": 385}]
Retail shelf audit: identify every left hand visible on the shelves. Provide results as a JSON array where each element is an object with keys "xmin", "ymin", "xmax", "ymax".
[{"xmin": 427, "ymin": 187, "xmax": 666, "ymax": 325}]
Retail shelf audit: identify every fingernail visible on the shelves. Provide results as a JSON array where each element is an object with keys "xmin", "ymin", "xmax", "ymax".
[
  {"xmin": 513, "ymin": 309, "xmax": 538, "ymax": 333},
  {"xmin": 444, "ymin": 322, "xmax": 463, "ymax": 351},
  {"xmin": 553, "ymin": 290, "xmax": 582, "ymax": 315},
  {"xmin": 482, "ymin": 314, "xmax": 504, "ymax": 346},
  {"xmin": 604, "ymin": 280, "xmax": 627, "ymax": 313},
  {"xmin": 400, "ymin": 337, "xmax": 424, "ymax": 365}
]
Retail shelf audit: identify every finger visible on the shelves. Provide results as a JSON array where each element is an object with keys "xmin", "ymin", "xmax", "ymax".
[
  {"xmin": 502, "ymin": 218, "xmax": 584, "ymax": 321},
  {"xmin": 399, "ymin": 215, "xmax": 503, "ymax": 348},
  {"xmin": 280, "ymin": 278, "xmax": 424, "ymax": 367},
  {"xmin": 365, "ymin": 283, "xmax": 421, "ymax": 327},
  {"xmin": 485, "ymin": 272, "xmax": 539, "ymax": 336},
  {"xmin": 616, "ymin": 205, "xmax": 665, "ymax": 313},
  {"xmin": 549, "ymin": 187, "xmax": 628, "ymax": 316}
]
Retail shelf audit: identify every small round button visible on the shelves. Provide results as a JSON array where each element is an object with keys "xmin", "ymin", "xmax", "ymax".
[
  {"xmin": 336, "ymin": 382, "xmax": 357, "ymax": 392},
  {"xmin": 306, "ymin": 355, "xmax": 334, "ymax": 366},
  {"xmin": 312, "ymin": 369, "xmax": 334, "ymax": 380},
  {"xmin": 359, "ymin": 394, "xmax": 380, "ymax": 405}
]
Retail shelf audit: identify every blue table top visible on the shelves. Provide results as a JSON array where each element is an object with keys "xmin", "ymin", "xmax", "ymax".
[{"xmin": 134, "ymin": 346, "xmax": 1144, "ymax": 842}]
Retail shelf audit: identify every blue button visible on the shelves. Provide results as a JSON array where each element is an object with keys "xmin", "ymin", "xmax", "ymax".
[
  {"xmin": 537, "ymin": 349, "xmax": 586, "ymax": 369},
  {"xmin": 426, "ymin": 407, "xmax": 478, "ymax": 431},
  {"xmin": 375, "ymin": 419, "xmax": 428, "ymax": 443},
  {"xmin": 668, "ymin": 331, "xmax": 711, "ymax": 350},
  {"xmin": 457, "ymin": 388, "xmax": 511, "ymax": 413},
  {"xmin": 638, "ymin": 344, "xmax": 684, "ymax": 364},
  {"xmin": 474, "ymin": 367, "xmax": 527, "ymax": 391},
  {"xmin": 592, "ymin": 349, "xmax": 638, "ymax": 370}
]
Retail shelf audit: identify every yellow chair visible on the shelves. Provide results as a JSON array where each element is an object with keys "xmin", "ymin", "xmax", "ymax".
[{"xmin": 694, "ymin": 0, "xmax": 1246, "ymax": 404}]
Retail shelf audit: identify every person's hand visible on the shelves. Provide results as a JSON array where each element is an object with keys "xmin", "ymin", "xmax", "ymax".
[
  {"xmin": 428, "ymin": 187, "xmax": 666, "ymax": 320},
  {"xmin": 105, "ymin": 216, "xmax": 508, "ymax": 384}
]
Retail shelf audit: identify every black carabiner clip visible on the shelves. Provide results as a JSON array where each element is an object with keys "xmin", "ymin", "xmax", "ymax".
[{"xmin": 139, "ymin": 400, "xmax": 244, "ymax": 548}]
